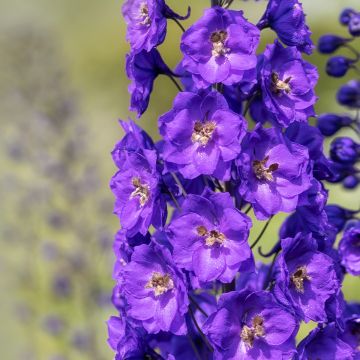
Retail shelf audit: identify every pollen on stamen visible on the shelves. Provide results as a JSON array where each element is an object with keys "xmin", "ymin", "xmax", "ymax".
[
  {"xmin": 271, "ymin": 72, "xmax": 292, "ymax": 94},
  {"xmin": 191, "ymin": 121, "xmax": 216, "ymax": 146},
  {"xmin": 145, "ymin": 272, "xmax": 174, "ymax": 297},
  {"xmin": 241, "ymin": 315, "xmax": 265, "ymax": 348},
  {"xmin": 130, "ymin": 176, "xmax": 150, "ymax": 207},
  {"xmin": 139, "ymin": 2, "xmax": 151, "ymax": 26},
  {"xmin": 252, "ymin": 156, "xmax": 279, "ymax": 182},
  {"xmin": 291, "ymin": 266, "xmax": 311, "ymax": 293},
  {"xmin": 210, "ymin": 30, "xmax": 230, "ymax": 57},
  {"xmin": 197, "ymin": 226, "xmax": 225, "ymax": 247}
]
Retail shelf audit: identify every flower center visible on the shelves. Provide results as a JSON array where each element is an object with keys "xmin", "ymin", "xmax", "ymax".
[
  {"xmin": 130, "ymin": 177, "xmax": 150, "ymax": 207},
  {"xmin": 252, "ymin": 156, "xmax": 279, "ymax": 181},
  {"xmin": 145, "ymin": 272, "xmax": 174, "ymax": 297},
  {"xmin": 191, "ymin": 121, "xmax": 216, "ymax": 146},
  {"xmin": 271, "ymin": 72, "xmax": 292, "ymax": 94},
  {"xmin": 197, "ymin": 225, "xmax": 226, "ymax": 247},
  {"xmin": 291, "ymin": 266, "xmax": 311, "ymax": 293},
  {"xmin": 241, "ymin": 315, "xmax": 265, "ymax": 348},
  {"xmin": 210, "ymin": 30, "xmax": 230, "ymax": 57},
  {"xmin": 139, "ymin": 2, "xmax": 151, "ymax": 26}
]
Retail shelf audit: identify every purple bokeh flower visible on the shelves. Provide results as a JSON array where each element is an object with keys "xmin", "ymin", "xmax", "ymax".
[
  {"xmin": 236, "ymin": 125, "xmax": 312, "ymax": 220},
  {"xmin": 110, "ymin": 149, "xmax": 167, "ymax": 236},
  {"xmin": 274, "ymin": 233, "xmax": 339, "ymax": 323},
  {"xmin": 256, "ymin": 41, "xmax": 318, "ymax": 127},
  {"xmin": 160, "ymin": 91, "xmax": 247, "ymax": 180},
  {"xmin": 122, "ymin": 243, "xmax": 189, "ymax": 334},
  {"xmin": 339, "ymin": 220, "xmax": 360, "ymax": 276},
  {"xmin": 204, "ymin": 290, "xmax": 298, "ymax": 360},
  {"xmin": 180, "ymin": 6, "xmax": 260, "ymax": 88},
  {"xmin": 257, "ymin": 0, "xmax": 314, "ymax": 54},
  {"xmin": 168, "ymin": 189, "xmax": 253, "ymax": 284},
  {"xmin": 126, "ymin": 49, "xmax": 173, "ymax": 117}
]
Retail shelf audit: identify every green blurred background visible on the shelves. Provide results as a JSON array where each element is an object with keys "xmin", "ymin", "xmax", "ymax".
[{"xmin": 0, "ymin": 0, "xmax": 359, "ymax": 359}]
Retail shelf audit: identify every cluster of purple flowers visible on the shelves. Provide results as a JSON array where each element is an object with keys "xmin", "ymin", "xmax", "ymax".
[{"xmin": 108, "ymin": 1, "xmax": 360, "ymax": 359}]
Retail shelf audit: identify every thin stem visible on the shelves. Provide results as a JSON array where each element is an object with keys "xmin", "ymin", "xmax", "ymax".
[
  {"xmin": 167, "ymin": 74, "xmax": 183, "ymax": 92},
  {"xmin": 263, "ymin": 249, "xmax": 280, "ymax": 290},
  {"xmin": 348, "ymin": 124, "xmax": 360, "ymax": 139},
  {"xmin": 172, "ymin": 18, "xmax": 186, "ymax": 33},
  {"xmin": 224, "ymin": 0, "xmax": 234, "ymax": 9},
  {"xmin": 344, "ymin": 43, "xmax": 360, "ymax": 61},
  {"xmin": 171, "ymin": 172, "xmax": 188, "ymax": 196},
  {"xmin": 243, "ymin": 93, "xmax": 257, "ymax": 117},
  {"xmin": 167, "ymin": 187, "xmax": 181, "ymax": 211},
  {"xmin": 244, "ymin": 204, "xmax": 252, "ymax": 215},
  {"xmin": 213, "ymin": 178, "xmax": 225, "ymax": 192},
  {"xmin": 187, "ymin": 334, "xmax": 202, "ymax": 360},
  {"xmin": 250, "ymin": 216, "xmax": 273, "ymax": 249},
  {"xmin": 189, "ymin": 307, "xmax": 214, "ymax": 353},
  {"xmin": 189, "ymin": 295, "xmax": 209, "ymax": 317}
]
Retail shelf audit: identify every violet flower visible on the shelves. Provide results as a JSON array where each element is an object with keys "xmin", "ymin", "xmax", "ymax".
[{"xmin": 339, "ymin": 220, "xmax": 360, "ymax": 276}]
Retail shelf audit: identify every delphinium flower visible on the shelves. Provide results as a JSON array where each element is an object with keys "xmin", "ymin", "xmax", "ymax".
[
  {"xmin": 109, "ymin": 1, "xmax": 360, "ymax": 358},
  {"xmin": 252, "ymin": 40, "xmax": 318, "ymax": 127},
  {"xmin": 203, "ymin": 290, "xmax": 298, "ymax": 359},
  {"xmin": 235, "ymin": 125, "xmax": 312, "ymax": 220},
  {"xmin": 180, "ymin": 6, "xmax": 260, "ymax": 88},
  {"xmin": 273, "ymin": 233, "xmax": 339, "ymax": 322},
  {"xmin": 257, "ymin": 0, "xmax": 314, "ymax": 54},
  {"xmin": 122, "ymin": 0, "xmax": 190, "ymax": 54},
  {"xmin": 167, "ymin": 189, "xmax": 253, "ymax": 283},
  {"xmin": 159, "ymin": 91, "xmax": 247, "ymax": 180}
]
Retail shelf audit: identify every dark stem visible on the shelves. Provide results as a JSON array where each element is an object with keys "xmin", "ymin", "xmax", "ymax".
[
  {"xmin": 213, "ymin": 178, "xmax": 225, "ymax": 192},
  {"xmin": 263, "ymin": 249, "xmax": 280, "ymax": 290},
  {"xmin": 171, "ymin": 172, "xmax": 188, "ymax": 196},
  {"xmin": 172, "ymin": 18, "xmax": 186, "ymax": 33},
  {"xmin": 250, "ymin": 216, "xmax": 273, "ymax": 249},
  {"xmin": 189, "ymin": 307, "xmax": 214, "ymax": 352},
  {"xmin": 224, "ymin": 0, "xmax": 234, "ymax": 9},
  {"xmin": 222, "ymin": 280, "xmax": 235, "ymax": 293},
  {"xmin": 189, "ymin": 295, "xmax": 209, "ymax": 317},
  {"xmin": 167, "ymin": 187, "xmax": 181, "ymax": 211},
  {"xmin": 167, "ymin": 74, "xmax": 183, "ymax": 92},
  {"xmin": 187, "ymin": 334, "xmax": 202, "ymax": 360},
  {"xmin": 243, "ymin": 93, "xmax": 257, "ymax": 117},
  {"xmin": 244, "ymin": 204, "xmax": 252, "ymax": 215}
]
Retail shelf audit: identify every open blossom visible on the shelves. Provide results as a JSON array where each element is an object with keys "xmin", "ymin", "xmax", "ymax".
[
  {"xmin": 122, "ymin": 243, "xmax": 188, "ymax": 335},
  {"xmin": 257, "ymin": 0, "xmax": 314, "ymax": 54},
  {"xmin": 236, "ymin": 125, "xmax": 312, "ymax": 220},
  {"xmin": 296, "ymin": 323, "xmax": 354, "ymax": 360},
  {"xmin": 168, "ymin": 189, "xmax": 253, "ymax": 284},
  {"xmin": 122, "ymin": 0, "xmax": 189, "ymax": 53},
  {"xmin": 339, "ymin": 220, "xmax": 360, "ymax": 276},
  {"xmin": 180, "ymin": 6, "xmax": 260, "ymax": 88},
  {"xmin": 160, "ymin": 91, "xmax": 247, "ymax": 180},
  {"xmin": 203, "ymin": 290, "xmax": 298, "ymax": 360},
  {"xmin": 257, "ymin": 41, "xmax": 318, "ymax": 127},
  {"xmin": 126, "ymin": 49, "xmax": 172, "ymax": 117},
  {"xmin": 274, "ymin": 233, "xmax": 339, "ymax": 323},
  {"xmin": 110, "ymin": 149, "xmax": 167, "ymax": 236}
]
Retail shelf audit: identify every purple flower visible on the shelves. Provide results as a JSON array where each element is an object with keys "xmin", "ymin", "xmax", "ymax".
[
  {"xmin": 257, "ymin": 0, "xmax": 314, "ymax": 54},
  {"xmin": 168, "ymin": 189, "xmax": 253, "ymax": 284},
  {"xmin": 203, "ymin": 290, "xmax": 298, "ymax": 360},
  {"xmin": 122, "ymin": 0, "xmax": 189, "ymax": 53},
  {"xmin": 110, "ymin": 149, "xmax": 167, "ymax": 236},
  {"xmin": 330, "ymin": 137, "xmax": 360, "ymax": 165},
  {"xmin": 236, "ymin": 262, "xmax": 270, "ymax": 292},
  {"xmin": 236, "ymin": 125, "xmax": 312, "ymax": 220},
  {"xmin": 339, "ymin": 303, "xmax": 360, "ymax": 358},
  {"xmin": 180, "ymin": 7, "xmax": 260, "ymax": 88},
  {"xmin": 258, "ymin": 41, "xmax": 318, "ymax": 127},
  {"xmin": 325, "ymin": 205, "xmax": 358, "ymax": 233},
  {"xmin": 296, "ymin": 323, "xmax": 354, "ymax": 360},
  {"xmin": 160, "ymin": 91, "xmax": 247, "ymax": 180},
  {"xmin": 337, "ymin": 80, "xmax": 360, "ymax": 108},
  {"xmin": 274, "ymin": 233, "xmax": 339, "ymax": 323},
  {"xmin": 126, "ymin": 49, "xmax": 172, "ymax": 117},
  {"xmin": 317, "ymin": 113, "xmax": 353, "ymax": 137},
  {"xmin": 107, "ymin": 316, "xmax": 146, "ymax": 359},
  {"xmin": 122, "ymin": 243, "xmax": 189, "ymax": 335},
  {"xmin": 339, "ymin": 220, "xmax": 360, "ymax": 276}
]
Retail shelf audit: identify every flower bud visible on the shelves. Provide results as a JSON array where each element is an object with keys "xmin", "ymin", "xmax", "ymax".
[
  {"xmin": 349, "ymin": 13, "xmax": 360, "ymax": 36},
  {"xmin": 339, "ymin": 8, "xmax": 356, "ymax": 25},
  {"xmin": 337, "ymin": 80, "xmax": 360, "ymax": 108},
  {"xmin": 330, "ymin": 137, "xmax": 360, "ymax": 164},
  {"xmin": 318, "ymin": 35, "xmax": 348, "ymax": 54},
  {"xmin": 317, "ymin": 113, "xmax": 352, "ymax": 136},
  {"xmin": 343, "ymin": 175, "xmax": 359, "ymax": 189},
  {"xmin": 325, "ymin": 204, "xmax": 357, "ymax": 232},
  {"xmin": 326, "ymin": 56, "xmax": 354, "ymax": 77}
]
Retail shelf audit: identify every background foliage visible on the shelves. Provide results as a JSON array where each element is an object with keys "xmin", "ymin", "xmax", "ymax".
[{"xmin": 0, "ymin": 0, "xmax": 359, "ymax": 359}]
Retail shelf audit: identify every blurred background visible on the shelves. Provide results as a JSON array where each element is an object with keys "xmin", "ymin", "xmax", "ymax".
[{"xmin": 0, "ymin": 0, "xmax": 359, "ymax": 359}]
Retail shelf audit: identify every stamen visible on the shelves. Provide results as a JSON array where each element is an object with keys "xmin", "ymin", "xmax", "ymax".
[
  {"xmin": 271, "ymin": 72, "xmax": 292, "ymax": 94},
  {"xmin": 241, "ymin": 315, "xmax": 265, "ymax": 347},
  {"xmin": 252, "ymin": 156, "xmax": 279, "ymax": 181},
  {"xmin": 197, "ymin": 226, "xmax": 226, "ymax": 247},
  {"xmin": 291, "ymin": 266, "xmax": 311, "ymax": 293},
  {"xmin": 191, "ymin": 121, "xmax": 216, "ymax": 146},
  {"xmin": 139, "ymin": 2, "xmax": 151, "ymax": 26},
  {"xmin": 145, "ymin": 272, "xmax": 174, "ymax": 297},
  {"xmin": 210, "ymin": 30, "xmax": 230, "ymax": 57},
  {"xmin": 130, "ymin": 177, "xmax": 150, "ymax": 207}
]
